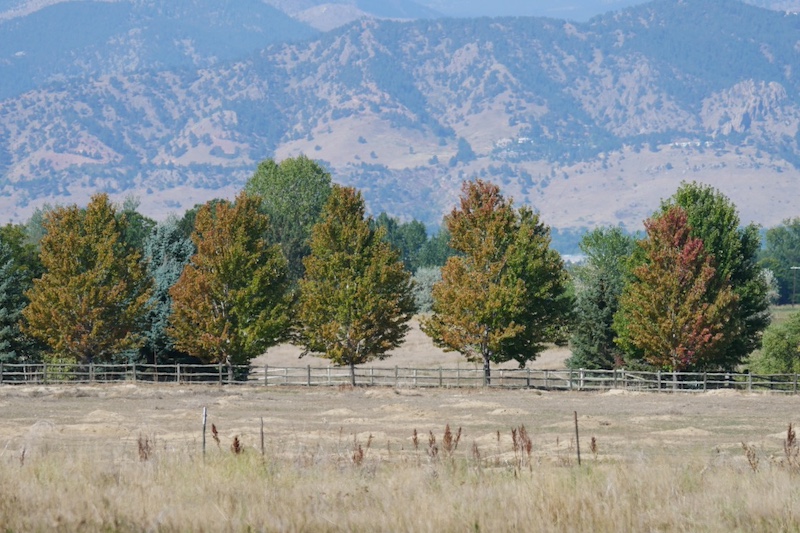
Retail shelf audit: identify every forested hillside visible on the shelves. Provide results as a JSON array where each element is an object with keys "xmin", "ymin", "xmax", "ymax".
[{"xmin": 0, "ymin": 0, "xmax": 798, "ymax": 229}]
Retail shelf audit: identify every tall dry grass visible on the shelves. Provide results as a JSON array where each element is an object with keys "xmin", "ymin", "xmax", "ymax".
[{"xmin": 1, "ymin": 429, "xmax": 799, "ymax": 532}]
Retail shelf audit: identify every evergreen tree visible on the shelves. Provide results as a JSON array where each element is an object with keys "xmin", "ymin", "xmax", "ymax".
[
  {"xmin": 21, "ymin": 194, "xmax": 151, "ymax": 363},
  {"xmin": 567, "ymin": 228, "xmax": 636, "ymax": 369},
  {"xmin": 296, "ymin": 186, "xmax": 415, "ymax": 385},
  {"xmin": 761, "ymin": 217, "xmax": 800, "ymax": 305},
  {"xmin": 615, "ymin": 207, "xmax": 737, "ymax": 372},
  {"xmin": 141, "ymin": 217, "xmax": 195, "ymax": 363},
  {"xmin": 661, "ymin": 182, "xmax": 770, "ymax": 369},
  {"xmin": 245, "ymin": 156, "xmax": 332, "ymax": 282},
  {"xmin": 373, "ymin": 213, "xmax": 428, "ymax": 272},
  {"xmin": 168, "ymin": 194, "xmax": 291, "ymax": 366},
  {"xmin": 423, "ymin": 180, "xmax": 570, "ymax": 384},
  {"xmin": 0, "ymin": 242, "xmax": 24, "ymax": 363}
]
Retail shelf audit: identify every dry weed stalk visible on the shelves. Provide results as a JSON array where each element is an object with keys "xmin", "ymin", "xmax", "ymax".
[
  {"xmin": 352, "ymin": 443, "xmax": 364, "ymax": 466},
  {"xmin": 19, "ymin": 447, "xmax": 25, "ymax": 467},
  {"xmin": 231, "ymin": 436, "xmax": 243, "ymax": 455},
  {"xmin": 442, "ymin": 424, "xmax": 462, "ymax": 456},
  {"xmin": 741, "ymin": 442, "xmax": 759, "ymax": 472},
  {"xmin": 412, "ymin": 429, "xmax": 419, "ymax": 451},
  {"xmin": 427, "ymin": 431, "xmax": 438, "ymax": 459},
  {"xmin": 137, "ymin": 434, "xmax": 152, "ymax": 462},
  {"xmin": 211, "ymin": 424, "xmax": 220, "ymax": 449},
  {"xmin": 590, "ymin": 437, "xmax": 598, "ymax": 461},
  {"xmin": 511, "ymin": 425, "xmax": 533, "ymax": 470},
  {"xmin": 784, "ymin": 423, "xmax": 799, "ymax": 471}
]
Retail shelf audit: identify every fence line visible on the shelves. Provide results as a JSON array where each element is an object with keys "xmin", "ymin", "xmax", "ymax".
[{"xmin": 1, "ymin": 362, "xmax": 799, "ymax": 393}]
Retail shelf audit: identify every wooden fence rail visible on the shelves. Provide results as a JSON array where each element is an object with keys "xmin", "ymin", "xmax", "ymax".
[{"xmin": 2, "ymin": 362, "xmax": 800, "ymax": 394}]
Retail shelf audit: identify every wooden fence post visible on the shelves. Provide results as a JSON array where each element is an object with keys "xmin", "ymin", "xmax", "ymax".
[
  {"xmin": 574, "ymin": 411, "xmax": 581, "ymax": 466},
  {"xmin": 218, "ymin": 363, "xmax": 223, "ymax": 385},
  {"xmin": 264, "ymin": 365, "xmax": 268, "ymax": 386},
  {"xmin": 703, "ymin": 373, "xmax": 707, "ymax": 392},
  {"xmin": 132, "ymin": 362, "xmax": 137, "ymax": 382},
  {"xmin": 177, "ymin": 363, "xmax": 181, "ymax": 384},
  {"xmin": 371, "ymin": 367, "xmax": 375, "ymax": 386},
  {"xmin": 527, "ymin": 368, "xmax": 531, "ymax": 389},
  {"xmin": 395, "ymin": 366, "xmax": 398, "ymax": 387},
  {"xmin": 0, "ymin": 362, "xmax": 3, "ymax": 384},
  {"xmin": 794, "ymin": 374, "xmax": 798, "ymax": 395},
  {"xmin": 202, "ymin": 407, "xmax": 207, "ymax": 458},
  {"xmin": 413, "ymin": 368, "xmax": 418, "ymax": 388},
  {"xmin": 657, "ymin": 371, "xmax": 661, "ymax": 391},
  {"xmin": 748, "ymin": 373, "xmax": 752, "ymax": 392},
  {"xmin": 307, "ymin": 365, "xmax": 311, "ymax": 387},
  {"xmin": 89, "ymin": 362, "xmax": 95, "ymax": 383},
  {"xmin": 439, "ymin": 367, "xmax": 443, "ymax": 388},
  {"xmin": 42, "ymin": 362, "xmax": 47, "ymax": 385},
  {"xmin": 544, "ymin": 370, "xmax": 549, "ymax": 390}
]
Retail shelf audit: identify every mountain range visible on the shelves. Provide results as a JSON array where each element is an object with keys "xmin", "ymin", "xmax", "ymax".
[{"xmin": 1, "ymin": 0, "xmax": 799, "ymax": 232}]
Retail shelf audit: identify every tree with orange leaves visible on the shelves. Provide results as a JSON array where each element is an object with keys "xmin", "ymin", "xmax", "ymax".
[
  {"xmin": 615, "ymin": 206, "xmax": 737, "ymax": 372},
  {"xmin": 168, "ymin": 193, "xmax": 291, "ymax": 367},
  {"xmin": 422, "ymin": 180, "xmax": 570, "ymax": 384}
]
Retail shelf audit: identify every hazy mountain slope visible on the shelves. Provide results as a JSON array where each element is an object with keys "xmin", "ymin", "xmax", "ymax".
[
  {"xmin": 0, "ymin": 0, "xmax": 317, "ymax": 99},
  {"xmin": 0, "ymin": 0, "xmax": 798, "ymax": 230}
]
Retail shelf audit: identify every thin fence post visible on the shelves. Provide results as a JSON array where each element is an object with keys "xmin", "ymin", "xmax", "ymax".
[
  {"xmin": 657, "ymin": 371, "xmax": 661, "ymax": 391},
  {"xmin": 748, "ymin": 372, "xmax": 752, "ymax": 392},
  {"xmin": 574, "ymin": 411, "xmax": 581, "ymax": 466},
  {"xmin": 177, "ymin": 363, "xmax": 181, "ymax": 384},
  {"xmin": 794, "ymin": 373, "xmax": 798, "ymax": 395},
  {"xmin": 284, "ymin": 367, "xmax": 288, "ymax": 385},
  {"xmin": 569, "ymin": 370, "xmax": 573, "ymax": 391},
  {"xmin": 413, "ymin": 368, "xmax": 418, "ymax": 388},
  {"xmin": 545, "ymin": 370, "xmax": 549, "ymax": 390},
  {"xmin": 613, "ymin": 369, "xmax": 617, "ymax": 389},
  {"xmin": 264, "ymin": 365, "xmax": 268, "ymax": 386},
  {"xmin": 90, "ymin": 362, "xmax": 95, "ymax": 383},
  {"xmin": 218, "ymin": 363, "xmax": 223, "ymax": 385},
  {"xmin": 132, "ymin": 362, "xmax": 137, "ymax": 382},
  {"xmin": 43, "ymin": 362, "xmax": 47, "ymax": 385},
  {"xmin": 154, "ymin": 362, "xmax": 159, "ymax": 383},
  {"xmin": 307, "ymin": 365, "xmax": 311, "ymax": 387},
  {"xmin": 371, "ymin": 367, "xmax": 375, "ymax": 386},
  {"xmin": 395, "ymin": 366, "xmax": 398, "ymax": 387},
  {"xmin": 0, "ymin": 362, "xmax": 3, "ymax": 384},
  {"xmin": 202, "ymin": 407, "xmax": 207, "ymax": 458},
  {"xmin": 579, "ymin": 369, "xmax": 585, "ymax": 391},
  {"xmin": 527, "ymin": 368, "xmax": 531, "ymax": 389},
  {"xmin": 439, "ymin": 367, "xmax": 443, "ymax": 388},
  {"xmin": 703, "ymin": 372, "xmax": 707, "ymax": 392}
]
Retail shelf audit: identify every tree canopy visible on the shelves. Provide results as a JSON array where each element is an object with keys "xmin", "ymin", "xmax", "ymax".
[
  {"xmin": 422, "ymin": 180, "xmax": 570, "ymax": 384},
  {"xmin": 659, "ymin": 181, "xmax": 770, "ymax": 369},
  {"xmin": 245, "ymin": 155, "xmax": 332, "ymax": 281},
  {"xmin": 296, "ymin": 185, "xmax": 415, "ymax": 385},
  {"xmin": 168, "ymin": 193, "xmax": 291, "ymax": 366},
  {"xmin": 761, "ymin": 217, "xmax": 800, "ymax": 305},
  {"xmin": 615, "ymin": 207, "xmax": 737, "ymax": 372},
  {"xmin": 21, "ymin": 194, "xmax": 151, "ymax": 363},
  {"xmin": 567, "ymin": 227, "xmax": 636, "ymax": 369}
]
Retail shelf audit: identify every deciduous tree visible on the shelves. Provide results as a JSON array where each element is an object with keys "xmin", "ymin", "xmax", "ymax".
[
  {"xmin": 245, "ymin": 156, "xmax": 332, "ymax": 281},
  {"xmin": 615, "ymin": 207, "xmax": 737, "ymax": 372},
  {"xmin": 168, "ymin": 194, "xmax": 291, "ymax": 367},
  {"xmin": 21, "ymin": 194, "xmax": 151, "ymax": 363},
  {"xmin": 761, "ymin": 217, "xmax": 800, "ymax": 305},
  {"xmin": 422, "ymin": 180, "xmax": 570, "ymax": 384},
  {"xmin": 661, "ymin": 182, "xmax": 769, "ymax": 369},
  {"xmin": 296, "ymin": 186, "xmax": 414, "ymax": 385}
]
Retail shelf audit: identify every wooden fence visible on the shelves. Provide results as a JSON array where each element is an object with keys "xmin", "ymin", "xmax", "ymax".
[{"xmin": 1, "ymin": 362, "xmax": 800, "ymax": 393}]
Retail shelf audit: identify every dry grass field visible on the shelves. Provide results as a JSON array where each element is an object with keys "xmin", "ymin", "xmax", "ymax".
[{"xmin": 1, "ymin": 382, "xmax": 800, "ymax": 531}]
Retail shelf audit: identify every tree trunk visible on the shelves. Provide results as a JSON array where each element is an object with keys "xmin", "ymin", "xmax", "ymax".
[
  {"xmin": 350, "ymin": 361, "xmax": 356, "ymax": 387},
  {"xmin": 483, "ymin": 355, "xmax": 491, "ymax": 387}
]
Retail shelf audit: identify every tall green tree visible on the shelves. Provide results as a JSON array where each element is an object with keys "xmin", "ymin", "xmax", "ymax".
[
  {"xmin": 615, "ymin": 207, "xmax": 737, "ymax": 372},
  {"xmin": 0, "ymin": 242, "xmax": 24, "ymax": 363},
  {"xmin": 660, "ymin": 182, "xmax": 770, "ymax": 368},
  {"xmin": 567, "ymin": 227, "xmax": 636, "ymax": 369},
  {"xmin": 373, "ymin": 213, "xmax": 428, "ymax": 272},
  {"xmin": 245, "ymin": 156, "xmax": 332, "ymax": 281},
  {"xmin": 750, "ymin": 311, "xmax": 800, "ymax": 374},
  {"xmin": 761, "ymin": 218, "xmax": 800, "ymax": 305},
  {"xmin": 296, "ymin": 186, "xmax": 415, "ymax": 385},
  {"xmin": 422, "ymin": 180, "xmax": 570, "ymax": 384},
  {"xmin": 21, "ymin": 194, "xmax": 151, "ymax": 363},
  {"xmin": 168, "ymin": 193, "xmax": 291, "ymax": 367},
  {"xmin": 141, "ymin": 217, "xmax": 195, "ymax": 363}
]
